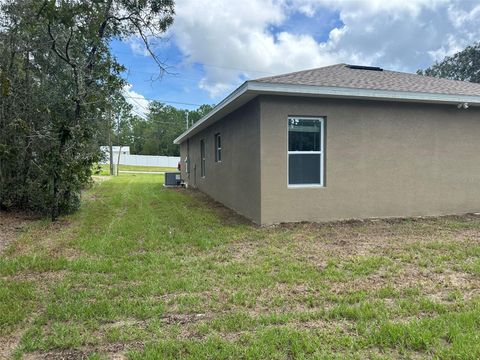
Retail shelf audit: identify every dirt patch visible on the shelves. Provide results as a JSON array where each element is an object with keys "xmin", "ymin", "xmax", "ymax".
[
  {"xmin": 91, "ymin": 175, "xmax": 111, "ymax": 183},
  {"xmin": 161, "ymin": 313, "xmax": 209, "ymax": 325},
  {"xmin": 4, "ymin": 217, "xmax": 82, "ymax": 260},
  {"xmin": 275, "ymin": 216, "xmax": 478, "ymax": 265},
  {"xmin": 216, "ymin": 216, "xmax": 480, "ymax": 314},
  {"xmin": 23, "ymin": 341, "xmax": 144, "ymax": 360},
  {"xmin": 226, "ymin": 240, "xmax": 260, "ymax": 261},
  {"xmin": 268, "ymin": 217, "xmax": 480, "ymax": 306},
  {"xmin": 0, "ymin": 328, "xmax": 25, "ymax": 360},
  {"xmin": 296, "ymin": 317, "xmax": 353, "ymax": 334},
  {"xmin": 176, "ymin": 188, "xmax": 255, "ymax": 226},
  {"xmin": 0, "ymin": 211, "xmax": 38, "ymax": 254},
  {"xmin": 5, "ymin": 271, "xmax": 68, "ymax": 294}
]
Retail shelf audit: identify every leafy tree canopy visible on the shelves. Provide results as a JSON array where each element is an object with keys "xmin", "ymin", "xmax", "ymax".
[
  {"xmin": 0, "ymin": 0, "xmax": 174, "ymax": 219},
  {"xmin": 418, "ymin": 42, "xmax": 480, "ymax": 83},
  {"xmin": 115, "ymin": 102, "xmax": 214, "ymax": 157}
]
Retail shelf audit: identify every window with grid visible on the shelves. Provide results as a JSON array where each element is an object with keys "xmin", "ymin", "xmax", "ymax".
[{"xmin": 288, "ymin": 117, "xmax": 324, "ymax": 187}]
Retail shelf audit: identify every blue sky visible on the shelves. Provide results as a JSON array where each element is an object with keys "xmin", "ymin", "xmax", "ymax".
[
  {"xmin": 110, "ymin": 39, "xmax": 215, "ymax": 113},
  {"xmin": 110, "ymin": 0, "xmax": 480, "ymax": 116}
]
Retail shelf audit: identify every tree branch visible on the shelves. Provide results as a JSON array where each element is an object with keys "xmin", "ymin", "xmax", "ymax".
[
  {"xmin": 85, "ymin": 0, "xmax": 113, "ymax": 77},
  {"xmin": 47, "ymin": 23, "xmax": 72, "ymax": 66},
  {"xmin": 130, "ymin": 18, "xmax": 168, "ymax": 76},
  {"xmin": 65, "ymin": 27, "xmax": 73, "ymax": 63},
  {"xmin": 47, "ymin": 23, "xmax": 81, "ymax": 121}
]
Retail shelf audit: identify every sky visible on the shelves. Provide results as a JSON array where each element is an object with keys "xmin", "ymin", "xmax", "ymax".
[{"xmin": 111, "ymin": 0, "xmax": 480, "ymax": 117}]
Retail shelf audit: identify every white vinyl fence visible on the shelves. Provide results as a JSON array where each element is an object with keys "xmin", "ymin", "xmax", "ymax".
[{"xmin": 103, "ymin": 154, "xmax": 180, "ymax": 168}]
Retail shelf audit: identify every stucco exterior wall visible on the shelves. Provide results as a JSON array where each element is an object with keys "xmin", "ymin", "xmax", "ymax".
[
  {"xmin": 179, "ymin": 99, "xmax": 261, "ymax": 223},
  {"xmin": 260, "ymin": 95, "xmax": 480, "ymax": 224}
]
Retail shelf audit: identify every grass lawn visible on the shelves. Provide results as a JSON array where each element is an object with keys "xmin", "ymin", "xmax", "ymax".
[
  {"xmin": 1, "ymin": 173, "xmax": 480, "ymax": 359},
  {"xmin": 96, "ymin": 164, "xmax": 177, "ymax": 175}
]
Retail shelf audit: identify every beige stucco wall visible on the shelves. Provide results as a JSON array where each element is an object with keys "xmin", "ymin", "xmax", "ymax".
[
  {"xmin": 259, "ymin": 95, "xmax": 480, "ymax": 224},
  {"xmin": 179, "ymin": 99, "xmax": 261, "ymax": 223}
]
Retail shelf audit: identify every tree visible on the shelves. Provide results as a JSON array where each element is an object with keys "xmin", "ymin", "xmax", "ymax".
[
  {"xmin": 97, "ymin": 94, "xmax": 136, "ymax": 174},
  {"xmin": 418, "ymin": 43, "xmax": 480, "ymax": 83},
  {"xmin": 128, "ymin": 115, "xmax": 149, "ymax": 154},
  {"xmin": 108, "ymin": 102, "xmax": 215, "ymax": 157},
  {"xmin": 142, "ymin": 102, "xmax": 184, "ymax": 156},
  {"xmin": 188, "ymin": 104, "xmax": 215, "ymax": 125},
  {"xmin": 0, "ymin": 0, "xmax": 175, "ymax": 219},
  {"xmin": 139, "ymin": 102, "xmax": 214, "ymax": 156}
]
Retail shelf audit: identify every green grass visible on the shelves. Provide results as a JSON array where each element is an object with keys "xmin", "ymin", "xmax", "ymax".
[
  {"xmin": 95, "ymin": 164, "xmax": 177, "ymax": 175},
  {"xmin": 0, "ymin": 280, "xmax": 37, "ymax": 336},
  {"xmin": 2, "ymin": 173, "xmax": 480, "ymax": 359}
]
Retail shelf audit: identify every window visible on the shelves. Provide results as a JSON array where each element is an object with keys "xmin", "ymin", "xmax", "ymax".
[
  {"xmin": 287, "ymin": 117, "xmax": 324, "ymax": 187},
  {"xmin": 214, "ymin": 133, "xmax": 222, "ymax": 162},
  {"xmin": 200, "ymin": 139, "xmax": 206, "ymax": 177},
  {"xmin": 184, "ymin": 156, "xmax": 189, "ymax": 173},
  {"xmin": 186, "ymin": 139, "xmax": 190, "ymax": 173}
]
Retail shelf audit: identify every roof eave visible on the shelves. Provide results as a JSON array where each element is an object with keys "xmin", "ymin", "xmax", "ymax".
[
  {"xmin": 173, "ymin": 81, "xmax": 250, "ymax": 144},
  {"xmin": 249, "ymin": 81, "xmax": 480, "ymax": 105},
  {"xmin": 174, "ymin": 81, "xmax": 480, "ymax": 144}
]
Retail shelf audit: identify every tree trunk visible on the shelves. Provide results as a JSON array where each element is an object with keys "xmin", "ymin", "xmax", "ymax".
[
  {"xmin": 51, "ymin": 174, "xmax": 58, "ymax": 221},
  {"xmin": 108, "ymin": 111, "xmax": 114, "ymax": 176},
  {"xmin": 109, "ymin": 140, "xmax": 114, "ymax": 176},
  {"xmin": 116, "ymin": 145, "xmax": 122, "ymax": 176}
]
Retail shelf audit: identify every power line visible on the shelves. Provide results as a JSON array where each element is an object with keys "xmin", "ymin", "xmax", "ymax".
[
  {"xmin": 128, "ymin": 99, "xmax": 201, "ymax": 120},
  {"xmin": 130, "ymin": 108, "xmax": 148, "ymax": 120},
  {"xmin": 127, "ymin": 95, "xmax": 149, "ymax": 111},
  {"xmin": 110, "ymin": 49, "xmax": 276, "ymax": 76},
  {"xmin": 122, "ymin": 70, "xmax": 213, "ymax": 84},
  {"xmin": 123, "ymin": 95, "xmax": 204, "ymax": 107},
  {"xmin": 130, "ymin": 108, "xmax": 192, "ymax": 125},
  {"xmin": 121, "ymin": 63, "xmax": 273, "ymax": 77}
]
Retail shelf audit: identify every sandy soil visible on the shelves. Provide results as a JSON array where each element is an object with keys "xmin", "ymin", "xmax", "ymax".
[{"xmin": 0, "ymin": 211, "xmax": 37, "ymax": 254}]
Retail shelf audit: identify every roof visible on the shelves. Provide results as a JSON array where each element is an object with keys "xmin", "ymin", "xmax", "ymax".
[
  {"xmin": 255, "ymin": 64, "xmax": 480, "ymax": 96},
  {"xmin": 174, "ymin": 64, "xmax": 480, "ymax": 144}
]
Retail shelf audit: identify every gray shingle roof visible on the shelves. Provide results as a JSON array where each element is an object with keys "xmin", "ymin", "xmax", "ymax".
[{"xmin": 254, "ymin": 64, "xmax": 480, "ymax": 96}]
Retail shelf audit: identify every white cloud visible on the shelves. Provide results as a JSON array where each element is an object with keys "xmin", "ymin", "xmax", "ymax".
[
  {"xmin": 168, "ymin": 0, "xmax": 480, "ymax": 98},
  {"xmin": 122, "ymin": 84, "xmax": 149, "ymax": 118},
  {"xmin": 127, "ymin": 38, "xmax": 151, "ymax": 57},
  {"xmin": 296, "ymin": 0, "xmax": 477, "ymax": 70}
]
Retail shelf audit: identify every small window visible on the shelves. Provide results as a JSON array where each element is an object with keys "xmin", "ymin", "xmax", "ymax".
[
  {"xmin": 184, "ymin": 156, "xmax": 189, "ymax": 173},
  {"xmin": 288, "ymin": 117, "xmax": 324, "ymax": 187},
  {"xmin": 214, "ymin": 133, "xmax": 222, "ymax": 162},
  {"xmin": 200, "ymin": 139, "xmax": 206, "ymax": 178},
  {"xmin": 186, "ymin": 139, "xmax": 190, "ymax": 173}
]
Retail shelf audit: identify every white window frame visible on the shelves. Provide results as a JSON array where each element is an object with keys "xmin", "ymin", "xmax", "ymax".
[
  {"xmin": 186, "ymin": 139, "xmax": 190, "ymax": 174},
  {"xmin": 184, "ymin": 156, "xmax": 189, "ymax": 174},
  {"xmin": 200, "ymin": 139, "xmax": 206, "ymax": 178},
  {"xmin": 287, "ymin": 116, "xmax": 325, "ymax": 188},
  {"xmin": 214, "ymin": 133, "xmax": 222, "ymax": 162}
]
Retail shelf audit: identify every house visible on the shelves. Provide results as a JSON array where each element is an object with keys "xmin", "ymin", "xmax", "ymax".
[{"xmin": 174, "ymin": 64, "xmax": 480, "ymax": 225}]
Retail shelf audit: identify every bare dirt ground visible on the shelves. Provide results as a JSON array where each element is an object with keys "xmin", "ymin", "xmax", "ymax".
[{"xmin": 0, "ymin": 211, "xmax": 37, "ymax": 254}]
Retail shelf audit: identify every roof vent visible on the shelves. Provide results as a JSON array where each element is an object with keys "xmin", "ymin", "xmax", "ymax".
[{"xmin": 346, "ymin": 64, "xmax": 383, "ymax": 71}]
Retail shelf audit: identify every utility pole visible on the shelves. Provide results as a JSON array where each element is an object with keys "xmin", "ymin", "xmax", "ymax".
[
  {"xmin": 185, "ymin": 110, "xmax": 189, "ymax": 130},
  {"xmin": 116, "ymin": 113, "xmax": 122, "ymax": 176},
  {"xmin": 108, "ymin": 108, "xmax": 114, "ymax": 176}
]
